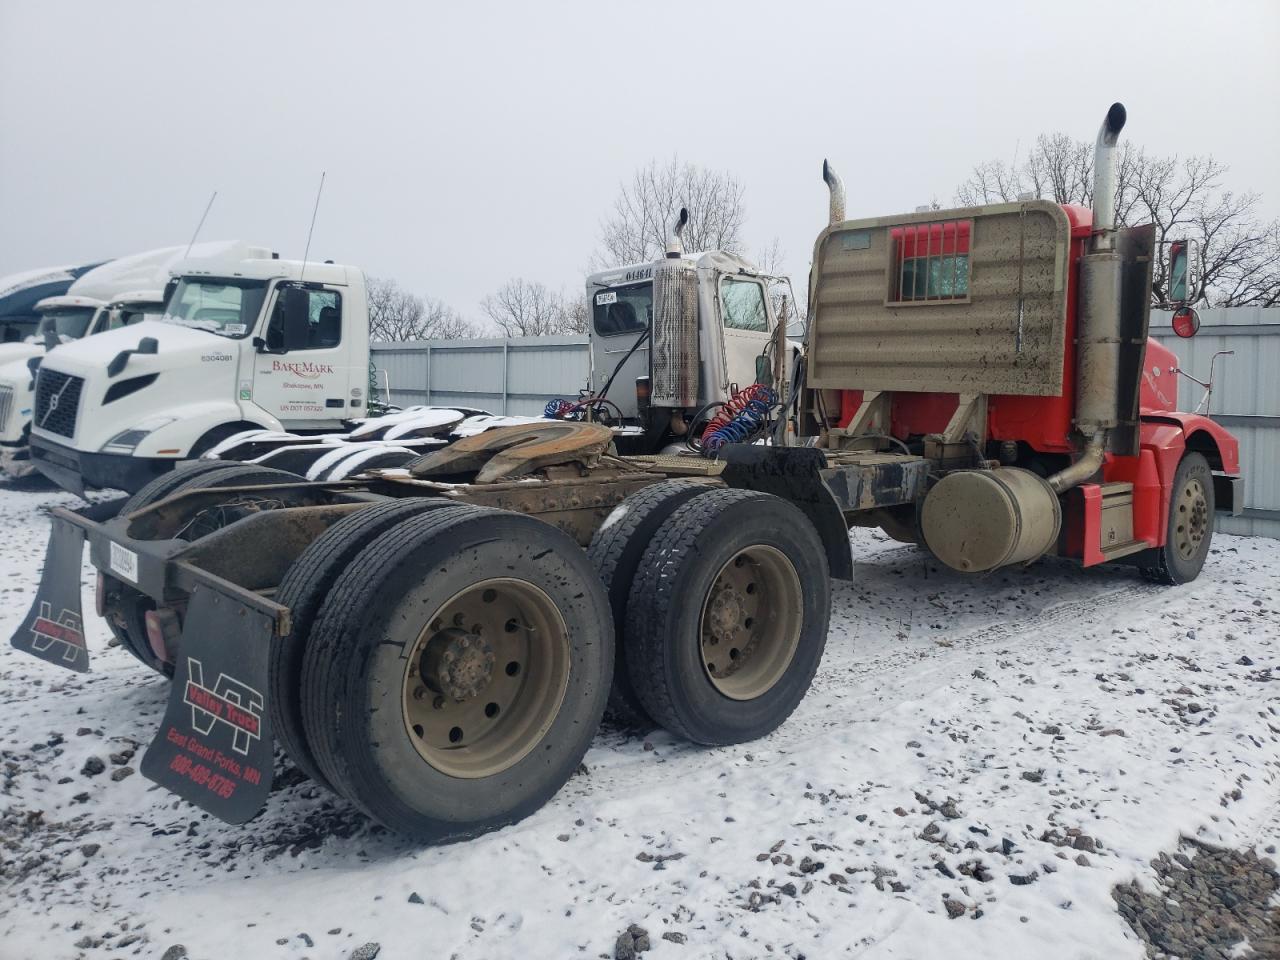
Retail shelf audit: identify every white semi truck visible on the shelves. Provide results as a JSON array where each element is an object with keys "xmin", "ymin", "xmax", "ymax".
[
  {"xmin": 0, "ymin": 244, "xmax": 265, "ymax": 480},
  {"xmin": 32, "ymin": 230, "xmax": 794, "ymax": 493},
  {"xmin": 582, "ymin": 221, "xmax": 801, "ymax": 455},
  {"xmin": 30, "ymin": 250, "xmax": 362, "ymax": 494}
]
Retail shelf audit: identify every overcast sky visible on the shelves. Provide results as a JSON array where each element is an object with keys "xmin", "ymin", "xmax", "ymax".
[{"xmin": 2, "ymin": 0, "xmax": 1277, "ymax": 323}]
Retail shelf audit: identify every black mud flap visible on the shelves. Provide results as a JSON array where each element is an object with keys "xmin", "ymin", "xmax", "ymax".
[
  {"xmin": 10, "ymin": 497, "xmax": 129, "ymax": 673},
  {"xmin": 11, "ymin": 517, "xmax": 92, "ymax": 672},
  {"xmin": 140, "ymin": 586, "xmax": 275, "ymax": 824},
  {"xmin": 717, "ymin": 445, "xmax": 854, "ymax": 581}
]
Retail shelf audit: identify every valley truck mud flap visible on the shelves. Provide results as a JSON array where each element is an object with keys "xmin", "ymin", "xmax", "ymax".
[
  {"xmin": 140, "ymin": 586, "xmax": 276, "ymax": 824},
  {"xmin": 10, "ymin": 499, "xmax": 125, "ymax": 673},
  {"xmin": 10, "ymin": 502, "xmax": 280, "ymax": 824}
]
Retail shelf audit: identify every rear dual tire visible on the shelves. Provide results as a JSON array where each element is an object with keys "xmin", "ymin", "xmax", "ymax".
[
  {"xmin": 622, "ymin": 488, "xmax": 831, "ymax": 746},
  {"xmin": 298, "ymin": 506, "xmax": 613, "ymax": 841},
  {"xmin": 586, "ymin": 480, "xmax": 709, "ymax": 730},
  {"xmin": 271, "ymin": 498, "xmax": 467, "ymax": 789}
]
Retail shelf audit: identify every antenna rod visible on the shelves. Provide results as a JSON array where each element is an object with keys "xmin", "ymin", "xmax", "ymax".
[
  {"xmin": 299, "ymin": 172, "xmax": 326, "ymax": 281},
  {"xmin": 184, "ymin": 191, "xmax": 217, "ymax": 258}
]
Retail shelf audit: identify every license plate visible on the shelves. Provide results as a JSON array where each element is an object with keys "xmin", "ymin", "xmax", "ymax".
[{"xmin": 109, "ymin": 542, "xmax": 138, "ymax": 583}]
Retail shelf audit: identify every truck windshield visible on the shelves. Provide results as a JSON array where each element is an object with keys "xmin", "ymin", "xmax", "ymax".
[
  {"xmin": 592, "ymin": 282, "xmax": 651, "ymax": 337},
  {"xmin": 35, "ymin": 307, "xmax": 98, "ymax": 341},
  {"xmin": 161, "ymin": 278, "xmax": 268, "ymax": 338}
]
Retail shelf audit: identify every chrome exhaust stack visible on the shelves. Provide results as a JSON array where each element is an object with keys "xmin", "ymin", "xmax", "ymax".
[
  {"xmin": 1091, "ymin": 103, "xmax": 1127, "ymax": 251},
  {"xmin": 665, "ymin": 207, "xmax": 689, "ymax": 258},
  {"xmin": 1048, "ymin": 102, "xmax": 1128, "ymax": 493},
  {"xmin": 822, "ymin": 159, "xmax": 845, "ymax": 226},
  {"xmin": 652, "ymin": 206, "xmax": 699, "ymax": 409}
]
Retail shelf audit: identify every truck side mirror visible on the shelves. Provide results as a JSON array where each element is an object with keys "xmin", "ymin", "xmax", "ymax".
[
  {"xmin": 1167, "ymin": 239, "xmax": 1193, "ymax": 304},
  {"xmin": 1172, "ymin": 305, "xmax": 1200, "ymax": 339},
  {"xmin": 281, "ymin": 286, "xmax": 311, "ymax": 352}
]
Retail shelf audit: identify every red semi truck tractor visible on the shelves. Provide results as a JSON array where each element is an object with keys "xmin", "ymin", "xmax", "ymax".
[
  {"xmin": 809, "ymin": 102, "xmax": 1239, "ymax": 583},
  {"xmin": 9, "ymin": 104, "xmax": 1240, "ymax": 842}
]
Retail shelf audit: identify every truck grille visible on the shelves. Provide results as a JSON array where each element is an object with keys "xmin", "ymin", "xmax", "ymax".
[
  {"xmin": 34, "ymin": 369, "xmax": 83, "ymax": 439},
  {"xmin": 0, "ymin": 385, "xmax": 11, "ymax": 435}
]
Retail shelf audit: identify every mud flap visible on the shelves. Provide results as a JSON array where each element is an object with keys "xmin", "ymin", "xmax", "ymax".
[
  {"xmin": 11, "ymin": 517, "xmax": 91, "ymax": 672},
  {"xmin": 140, "ymin": 586, "xmax": 275, "ymax": 824}
]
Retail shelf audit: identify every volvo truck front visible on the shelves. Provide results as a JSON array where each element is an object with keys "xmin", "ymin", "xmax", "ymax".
[{"xmin": 30, "ymin": 251, "xmax": 368, "ymax": 494}]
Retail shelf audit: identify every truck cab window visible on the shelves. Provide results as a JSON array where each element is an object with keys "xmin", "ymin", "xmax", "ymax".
[
  {"xmin": 592, "ymin": 283, "xmax": 651, "ymax": 337},
  {"xmin": 266, "ymin": 286, "xmax": 343, "ymax": 350},
  {"xmin": 890, "ymin": 220, "xmax": 971, "ymax": 302},
  {"xmin": 721, "ymin": 278, "xmax": 768, "ymax": 332},
  {"xmin": 108, "ymin": 307, "xmax": 159, "ymax": 331}
]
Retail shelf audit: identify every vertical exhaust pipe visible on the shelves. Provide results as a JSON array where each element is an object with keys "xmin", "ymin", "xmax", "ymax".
[
  {"xmin": 822, "ymin": 160, "xmax": 845, "ymax": 225},
  {"xmin": 1048, "ymin": 102, "xmax": 1127, "ymax": 494},
  {"xmin": 666, "ymin": 207, "xmax": 689, "ymax": 258},
  {"xmin": 1091, "ymin": 102, "xmax": 1127, "ymax": 251}
]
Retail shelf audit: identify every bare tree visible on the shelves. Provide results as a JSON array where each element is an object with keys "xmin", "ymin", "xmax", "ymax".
[
  {"xmin": 481, "ymin": 278, "xmax": 586, "ymax": 337},
  {"xmin": 366, "ymin": 276, "xmax": 475, "ymax": 342},
  {"xmin": 955, "ymin": 136, "xmax": 1279, "ymax": 306},
  {"xmin": 596, "ymin": 158, "xmax": 747, "ymax": 267}
]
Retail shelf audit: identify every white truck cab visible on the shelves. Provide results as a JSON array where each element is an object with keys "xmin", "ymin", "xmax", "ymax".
[
  {"xmin": 585, "ymin": 218, "xmax": 800, "ymax": 454},
  {"xmin": 30, "ymin": 254, "xmax": 370, "ymax": 495}
]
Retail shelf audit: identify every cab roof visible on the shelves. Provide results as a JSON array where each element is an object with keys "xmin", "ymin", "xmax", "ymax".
[
  {"xmin": 34, "ymin": 294, "xmax": 107, "ymax": 312},
  {"xmin": 172, "ymin": 258, "xmax": 355, "ymax": 286},
  {"xmin": 68, "ymin": 241, "xmax": 274, "ymax": 303},
  {"xmin": 586, "ymin": 250, "xmax": 763, "ymax": 288}
]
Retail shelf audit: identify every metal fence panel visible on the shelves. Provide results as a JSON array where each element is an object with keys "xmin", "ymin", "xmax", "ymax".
[
  {"xmin": 371, "ymin": 336, "xmax": 590, "ymax": 418},
  {"xmin": 1151, "ymin": 306, "xmax": 1280, "ymax": 537}
]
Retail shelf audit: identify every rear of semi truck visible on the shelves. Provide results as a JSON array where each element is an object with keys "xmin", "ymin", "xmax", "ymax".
[{"xmin": 8, "ymin": 103, "xmax": 1241, "ymax": 845}]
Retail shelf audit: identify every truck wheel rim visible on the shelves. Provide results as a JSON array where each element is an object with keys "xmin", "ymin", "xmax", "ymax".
[
  {"xmin": 698, "ymin": 545, "xmax": 802, "ymax": 701},
  {"xmin": 401, "ymin": 578, "xmax": 570, "ymax": 778},
  {"xmin": 1173, "ymin": 477, "xmax": 1209, "ymax": 562}
]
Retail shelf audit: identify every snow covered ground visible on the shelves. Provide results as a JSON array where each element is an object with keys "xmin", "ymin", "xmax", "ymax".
[{"xmin": 1, "ymin": 483, "xmax": 1277, "ymax": 960}]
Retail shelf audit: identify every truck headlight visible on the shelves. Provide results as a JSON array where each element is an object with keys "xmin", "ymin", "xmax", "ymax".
[{"xmin": 102, "ymin": 416, "xmax": 176, "ymax": 454}]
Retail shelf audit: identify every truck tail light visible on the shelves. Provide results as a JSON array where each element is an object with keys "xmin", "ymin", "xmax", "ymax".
[{"xmin": 144, "ymin": 608, "xmax": 181, "ymax": 663}]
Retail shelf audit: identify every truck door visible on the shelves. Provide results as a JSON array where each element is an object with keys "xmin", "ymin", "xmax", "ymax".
[
  {"xmin": 718, "ymin": 277, "xmax": 774, "ymax": 392},
  {"xmin": 251, "ymin": 282, "xmax": 351, "ymax": 427}
]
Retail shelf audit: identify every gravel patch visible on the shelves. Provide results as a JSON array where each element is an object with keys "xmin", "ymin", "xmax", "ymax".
[{"xmin": 1114, "ymin": 840, "xmax": 1280, "ymax": 959}]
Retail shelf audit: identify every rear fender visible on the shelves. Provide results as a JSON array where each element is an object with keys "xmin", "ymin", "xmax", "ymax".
[{"xmin": 717, "ymin": 445, "xmax": 854, "ymax": 581}]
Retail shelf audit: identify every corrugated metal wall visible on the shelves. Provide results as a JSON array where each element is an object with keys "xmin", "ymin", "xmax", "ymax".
[
  {"xmin": 371, "ymin": 336, "xmax": 590, "ymax": 417},
  {"xmin": 1150, "ymin": 306, "xmax": 1280, "ymax": 538}
]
